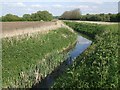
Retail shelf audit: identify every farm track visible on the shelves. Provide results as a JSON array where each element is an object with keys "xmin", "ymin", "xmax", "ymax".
[{"xmin": 63, "ymin": 20, "xmax": 118, "ymax": 25}]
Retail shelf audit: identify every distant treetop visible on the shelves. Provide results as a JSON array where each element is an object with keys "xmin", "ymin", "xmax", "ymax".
[
  {"xmin": 1, "ymin": 10, "xmax": 53, "ymax": 22},
  {"xmin": 61, "ymin": 8, "xmax": 81, "ymax": 20}
]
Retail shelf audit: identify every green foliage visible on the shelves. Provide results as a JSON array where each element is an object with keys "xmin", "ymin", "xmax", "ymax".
[
  {"xmin": 30, "ymin": 11, "xmax": 53, "ymax": 21},
  {"xmin": 0, "ymin": 17, "xmax": 2, "ymax": 21},
  {"xmin": 65, "ymin": 21, "xmax": 104, "ymax": 40},
  {"xmin": 117, "ymin": 13, "xmax": 120, "ymax": 22},
  {"xmin": 81, "ymin": 13, "xmax": 118, "ymax": 22},
  {"xmin": 52, "ymin": 22, "xmax": 119, "ymax": 88},
  {"xmin": 53, "ymin": 16, "xmax": 59, "ymax": 19},
  {"xmin": 109, "ymin": 14, "xmax": 118, "ymax": 22},
  {"xmin": 2, "ymin": 28, "xmax": 77, "ymax": 88},
  {"xmin": 23, "ymin": 14, "xmax": 32, "ymax": 21},
  {"xmin": 60, "ymin": 13, "xmax": 119, "ymax": 22},
  {"xmin": 2, "ymin": 14, "xmax": 23, "ymax": 22},
  {"xmin": 61, "ymin": 9, "xmax": 81, "ymax": 20},
  {"xmin": 1, "ymin": 10, "xmax": 53, "ymax": 22}
]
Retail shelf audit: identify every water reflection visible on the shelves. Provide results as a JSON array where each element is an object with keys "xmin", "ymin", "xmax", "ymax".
[{"xmin": 32, "ymin": 35, "xmax": 92, "ymax": 89}]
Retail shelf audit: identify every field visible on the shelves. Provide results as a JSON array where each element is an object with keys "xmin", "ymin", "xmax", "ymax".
[
  {"xmin": 2, "ymin": 27, "xmax": 77, "ymax": 88},
  {"xmin": 52, "ymin": 22, "xmax": 119, "ymax": 88},
  {"xmin": 1, "ymin": 21, "xmax": 62, "ymax": 38}
]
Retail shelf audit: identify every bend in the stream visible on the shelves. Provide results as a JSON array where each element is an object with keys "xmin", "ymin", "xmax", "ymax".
[{"xmin": 31, "ymin": 35, "xmax": 92, "ymax": 89}]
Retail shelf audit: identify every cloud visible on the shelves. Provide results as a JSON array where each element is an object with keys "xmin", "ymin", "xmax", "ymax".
[
  {"xmin": 1, "ymin": 1, "xmax": 118, "ymax": 16},
  {"xmin": 31, "ymin": 5, "xmax": 43, "ymax": 8},
  {"xmin": 68, "ymin": 5, "xmax": 89, "ymax": 9},
  {"xmin": 16, "ymin": 2, "xmax": 26, "ymax": 7},
  {"xmin": 2, "ymin": 2, "xmax": 26, "ymax": 7},
  {"xmin": 52, "ymin": 4, "xmax": 63, "ymax": 8},
  {"xmin": 63, "ymin": 5, "xmax": 98, "ymax": 10},
  {"xmin": 1, "ymin": 0, "xmax": 119, "ymax": 3}
]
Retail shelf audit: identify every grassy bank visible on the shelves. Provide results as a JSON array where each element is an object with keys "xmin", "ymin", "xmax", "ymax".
[
  {"xmin": 2, "ymin": 28, "xmax": 77, "ymax": 88},
  {"xmin": 52, "ymin": 22, "xmax": 119, "ymax": 88},
  {"xmin": 65, "ymin": 21, "xmax": 105, "ymax": 40}
]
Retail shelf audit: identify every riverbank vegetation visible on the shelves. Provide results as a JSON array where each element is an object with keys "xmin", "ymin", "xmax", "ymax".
[
  {"xmin": 52, "ymin": 22, "xmax": 119, "ymax": 88},
  {"xmin": 2, "ymin": 28, "xmax": 77, "ymax": 88}
]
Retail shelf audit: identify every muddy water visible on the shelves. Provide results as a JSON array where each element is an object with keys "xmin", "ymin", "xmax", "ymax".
[{"xmin": 32, "ymin": 35, "xmax": 92, "ymax": 89}]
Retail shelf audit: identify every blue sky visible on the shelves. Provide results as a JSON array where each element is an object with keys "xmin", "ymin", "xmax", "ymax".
[{"xmin": 0, "ymin": 0, "xmax": 119, "ymax": 16}]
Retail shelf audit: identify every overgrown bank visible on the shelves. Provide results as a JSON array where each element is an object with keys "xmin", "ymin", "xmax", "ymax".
[
  {"xmin": 2, "ymin": 28, "xmax": 77, "ymax": 88},
  {"xmin": 52, "ymin": 22, "xmax": 119, "ymax": 88}
]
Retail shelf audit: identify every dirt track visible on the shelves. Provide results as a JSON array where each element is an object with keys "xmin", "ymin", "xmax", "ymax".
[{"xmin": 63, "ymin": 20, "xmax": 118, "ymax": 25}]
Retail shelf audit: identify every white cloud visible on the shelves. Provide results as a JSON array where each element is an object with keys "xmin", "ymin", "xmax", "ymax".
[
  {"xmin": 16, "ymin": 2, "xmax": 26, "ymax": 7},
  {"xmin": 31, "ymin": 5, "xmax": 43, "ymax": 8},
  {"xmin": 1, "ymin": 0, "xmax": 119, "ymax": 3},
  {"xmin": 74, "ymin": 5, "xmax": 89, "ymax": 9},
  {"xmin": 52, "ymin": 4, "xmax": 63, "ymax": 8},
  {"xmin": 65, "ymin": 5, "xmax": 98, "ymax": 10},
  {"xmin": 1, "ymin": 1, "xmax": 118, "ymax": 16},
  {"xmin": 2, "ymin": 2, "xmax": 26, "ymax": 7},
  {"xmin": 51, "ymin": 4, "xmax": 65, "ymax": 9}
]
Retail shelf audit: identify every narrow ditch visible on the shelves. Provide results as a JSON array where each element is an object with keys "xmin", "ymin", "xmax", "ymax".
[{"xmin": 31, "ymin": 34, "xmax": 92, "ymax": 89}]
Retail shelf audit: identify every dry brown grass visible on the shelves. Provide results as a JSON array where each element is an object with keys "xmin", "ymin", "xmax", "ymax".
[{"xmin": 2, "ymin": 21, "xmax": 63, "ymax": 38}]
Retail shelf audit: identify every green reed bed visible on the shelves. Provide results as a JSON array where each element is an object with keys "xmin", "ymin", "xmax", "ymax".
[{"xmin": 2, "ymin": 28, "xmax": 77, "ymax": 88}]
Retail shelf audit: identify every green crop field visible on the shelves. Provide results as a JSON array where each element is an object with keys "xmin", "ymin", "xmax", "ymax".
[
  {"xmin": 52, "ymin": 22, "xmax": 119, "ymax": 88},
  {"xmin": 2, "ymin": 28, "xmax": 77, "ymax": 88}
]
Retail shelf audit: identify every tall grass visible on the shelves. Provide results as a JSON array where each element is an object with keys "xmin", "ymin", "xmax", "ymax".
[
  {"xmin": 52, "ymin": 22, "xmax": 119, "ymax": 88},
  {"xmin": 2, "ymin": 28, "xmax": 77, "ymax": 88}
]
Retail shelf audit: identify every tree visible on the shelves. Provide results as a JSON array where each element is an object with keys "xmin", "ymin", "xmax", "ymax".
[
  {"xmin": 70, "ymin": 9, "xmax": 81, "ymax": 20},
  {"xmin": 30, "ymin": 11, "xmax": 53, "ymax": 21},
  {"xmin": 1, "ymin": 10, "xmax": 53, "ymax": 22},
  {"xmin": 37, "ymin": 11, "xmax": 53, "ymax": 21},
  {"xmin": 0, "ymin": 17, "xmax": 2, "ymax": 21},
  {"xmin": 2, "ymin": 14, "xmax": 22, "ymax": 21},
  {"xmin": 31, "ymin": 13, "xmax": 38, "ymax": 21},
  {"xmin": 81, "ymin": 14, "xmax": 111, "ymax": 22},
  {"xmin": 117, "ymin": 13, "xmax": 120, "ymax": 22},
  {"xmin": 23, "ymin": 14, "xmax": 32, "ymax": 21},
  {"xmin": 61, "ymin": 8, "xmax": 81, "ymax": 20},
  {"xmin": 110, "ymin": 14, "xmax": 118, "ymax": 22},
  {"xmin": 61, "ymin": 11, "xmax": 70, "ymax": 19}
]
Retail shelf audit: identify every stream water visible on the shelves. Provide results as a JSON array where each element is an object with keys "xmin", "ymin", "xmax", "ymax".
[{"xmin": 32, "ymin": 35, "xmax": 92, "ymax": 89}]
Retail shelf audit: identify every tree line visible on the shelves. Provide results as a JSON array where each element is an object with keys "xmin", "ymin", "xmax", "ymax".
[
  {"xmin": 60, "ymin": 9, "xmax": 120, "ymax": 22},
  {"xmin": 80, "ymin": 13, "xmax": 119, "ymax": 22},
  {"xmin": 0, "ymin": 10, "xmax": 53, "ymax": 22},
  {"xmin": 0, "ymin": 9, "xmax": 119, "ymax": 22}
]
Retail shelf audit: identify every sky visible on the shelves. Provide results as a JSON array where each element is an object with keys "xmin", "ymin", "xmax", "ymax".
[{"xmin": 0, "ymin": 0, "xmax": 119, "ymax": 16}]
